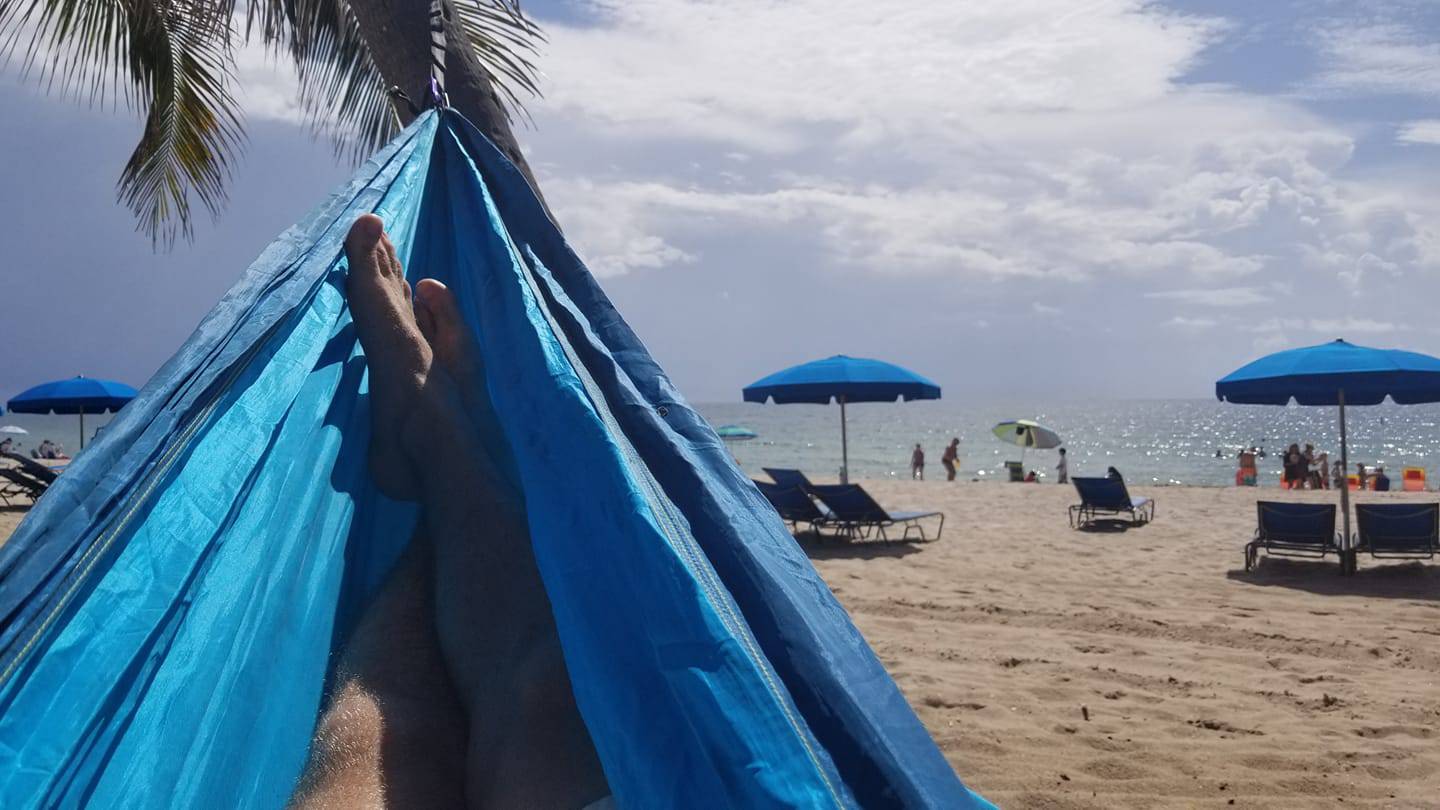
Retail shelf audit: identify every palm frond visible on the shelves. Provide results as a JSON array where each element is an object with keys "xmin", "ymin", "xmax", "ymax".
[
  {"xmin": 245, "ymin": 0, "xmax": 398, "ymax": 163},
  {"xmin": 0, "ymin": 0, "xmax": 134, "ymax": 108},
  {"xmin": 2, "ymin": 0, "xmax": 246, "ymax": 246},
  {"xmin": 117, "ymin": 1, "xmax": 244, "ymax": 246},
  {"xmin": 452, "ymin": 0, "xmax": 544, "ymax": 123}
]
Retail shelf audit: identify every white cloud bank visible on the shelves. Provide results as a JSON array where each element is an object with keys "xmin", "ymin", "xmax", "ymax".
[
  {"xmin": 1397, "ymin": 119, "xmax": 1440, "ymax": 145},
  {"xmin": 528, "ymin": 0, "xmax": 1440, "ymax": 295}
]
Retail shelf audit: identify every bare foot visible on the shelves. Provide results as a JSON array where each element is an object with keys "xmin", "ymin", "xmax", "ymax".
[
  {"xmin": 347, "ymin": 217, "xmax": 608, "ymax": 809},
  {"xmin": 411, "ymin": 279, "xmax": 609, "ymax": 809},
  {"xmin": 344, "ymin": 214, "xmax": 436, "ymax": 500}
]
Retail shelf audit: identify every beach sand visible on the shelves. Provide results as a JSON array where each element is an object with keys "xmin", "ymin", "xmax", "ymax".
[
  {"xmin": 816, "ymin": 480, "xmax": 1439, "ymax": 809},
  {"xmin": 0, "ymin": 482, "xmax": 1435, "ymax": 807}
]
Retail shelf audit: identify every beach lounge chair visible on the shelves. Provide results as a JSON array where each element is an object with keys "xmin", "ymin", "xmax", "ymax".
[
  {"xmin": 1353, "ymin": 503, "xmax": 1439, "ymax": 561},
  {"xmin": 763, "ymin": 467, "xmax": 815, "ymax": 491},
  {"xmin": 805, "ymin": 483, "xmax": 944, "ymax": 542},
  {"xmin": 0, "ymin": 467, "xmax": 48, "ymax": 504},
  {"xmin": 1067, "ymin": 477, "xmax": 1155, "ymax": 529},
  {"xmin": 753, "ymin": 480, "xmax": 832, "ymax": 534},
  {"xmin": 1402, "ymin": 467, "xmax": 1426, "ymax": 492},
  {"xmin": 1244, "ymin": 502, "xmax": 1340, "ymax": 571},
  {"xmin": 3, "ymin": 451, "xmax": 57, "ymax": 484}
]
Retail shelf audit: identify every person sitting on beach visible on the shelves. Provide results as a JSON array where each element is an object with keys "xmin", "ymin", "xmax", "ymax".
[
  {"xmin": 289, "ymin": 215, "xmax": 610, "ymax": 810},
  {"xmin": 910, "ymin": 443, "xmax": 925, "ymax": 480},
  {"xmin": 1374, "ymin": 466, "xmax": 1391, "ymax": 492},
  {"xmin": 941, "ymin": 438, "xmax": 959, "ymax": 482},
  {"xmin": 0, "ymin": 437, "xmax": 11, "ymax": 454},
  {"xmin": 1056, "ymin": 447, "xmax": 1069, "ymax": 484},
  {"xmin": 1283, "ymin": 443, "xmax": 1303, "ymax": 489},
  {"xmin": 1024, "ymin": 470, "xmax": 1038, "ymax": 483}
]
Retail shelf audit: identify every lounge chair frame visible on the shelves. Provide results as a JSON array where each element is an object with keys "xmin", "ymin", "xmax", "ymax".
[
  {"xmin": 1067, "ymin": 477, "xmax": 1155, "ymax": 529},
  {"xmin": 806, "ymin": 483, "xmax": 944, "ymax": 543},
  {"xmin": 753, "ymin": 480, "xmax": 832, "ymax": 535},
  {"xmin": 0, "ymin": 467, "xmax": 48, "ymax": 504},
  {"xmin": 1353, "ymin": 503, "xmax": 1439, "ymax": 561},
  {"xmin": 1244, "ymin": 501, "xmax": 1341, "ymax": 571}
]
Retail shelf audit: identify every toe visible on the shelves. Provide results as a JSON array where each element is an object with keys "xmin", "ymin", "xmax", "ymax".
[
  {"xmin": 415, "ymin": 297, "xmax": 437, "ymax": 346},
  {"xmin": 416, "ymin": 280, "xmax": 462, "ymax": 333},
  {"xmin": 345, "ymin": 214, "xmax": 386, "ymax": 258}
]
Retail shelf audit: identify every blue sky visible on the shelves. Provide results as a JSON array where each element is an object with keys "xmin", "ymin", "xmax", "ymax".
[{"xmin": 2, "ymin": 0, "xmax": 1439, "ymax": 403}]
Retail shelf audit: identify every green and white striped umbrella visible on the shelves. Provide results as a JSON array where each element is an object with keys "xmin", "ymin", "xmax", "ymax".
[
  {"xmin": 992, "ymin": 419, "xmax": 1062, "ymax": 450},
  {"xmin": 715, "ymin": 424, "xmax": 758, "ymax": 442}
]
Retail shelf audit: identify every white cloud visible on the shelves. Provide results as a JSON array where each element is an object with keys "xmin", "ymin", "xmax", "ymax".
[
  {"xmin": 1250, "ymin": 316, "xmax": 1403, "ymax": 335},
  {"xmin": 1144, "ymin": 287, "xmax": 1271, "ymax": 306},
  {"xmin": 1397, "ymin": 119, "xmax": 1440, "ymax": 145},
  {"xmin": 1310, "ymin": 22, "xmax": 1440, "ymax": 99},
  {"xmin": 1032, "ymin": 302, "xmax": 1061, "ymax": 315},
  {"xmin": 1307, "ymin": 317, "xmax": 1403, "ymax": 335},
  {"xmin": 233, "ymin": 39, "xmax": 304, "ymax": 124},
  {"xmin": 530, "ymin": 0, "xmax": 1439, "ymax": 291},
  {"xmin": 1164, "ymin": 316, "xmax": 1219, "ymax": 329}
]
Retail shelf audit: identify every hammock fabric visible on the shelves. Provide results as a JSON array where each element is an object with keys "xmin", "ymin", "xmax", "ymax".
[{"xmin": 0, "ymin": 110, "xmax": 992, "ymax": 809}]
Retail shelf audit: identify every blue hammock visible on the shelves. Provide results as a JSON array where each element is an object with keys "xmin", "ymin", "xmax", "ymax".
[{"xmin": 0, "ymin": 110, "xmax": 992, "ymax": 809}]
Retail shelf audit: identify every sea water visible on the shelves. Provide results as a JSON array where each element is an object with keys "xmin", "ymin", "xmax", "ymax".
[
  {"xmin": 694, "ymin": 399, "xmax": 1440, "ymax": 487},
  {"xmin": 6, "ymin": 399, "xmax": 1438, "ymax": 488}
]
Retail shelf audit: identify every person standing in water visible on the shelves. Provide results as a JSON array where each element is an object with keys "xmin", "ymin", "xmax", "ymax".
[
  {"xmin": 1056, "ymin": 447, "xmax": 1069, "ymax": 484},
  {"xmin": 910, "ymin": 443, "xmax": 925, "ymax": 480},
  {"xmin": 941, "ymin": 438, "xmax": 960, "ymax": 481}
]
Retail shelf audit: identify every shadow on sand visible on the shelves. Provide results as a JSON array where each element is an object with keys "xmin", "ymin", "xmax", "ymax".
[
  {"xmin": 1227, "ymin": 557, "xmax": 1440, "ymax": 601},
  {"xmin": 796, "ymin": 533, "xmax": 927, "ymax": 561},
  {"xmin": 1075, "ymin": 519, "xmax": 1139, "ymax": 534}
]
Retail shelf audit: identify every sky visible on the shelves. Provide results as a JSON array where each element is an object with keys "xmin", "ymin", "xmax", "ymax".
[{"xmin": 2, "ymin": 0, "xmax": 1439, "ymax": 403}]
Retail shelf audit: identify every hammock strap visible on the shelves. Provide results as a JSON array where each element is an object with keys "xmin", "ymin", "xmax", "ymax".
[{"xmin": 428, "ymin": 0, "xmax": 450, "ymax": 108}]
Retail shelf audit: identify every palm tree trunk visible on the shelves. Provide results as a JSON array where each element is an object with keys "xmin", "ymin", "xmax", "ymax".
[{"xmin": 344, "ymin": 0, "xmax": 544, "ymax": 202}]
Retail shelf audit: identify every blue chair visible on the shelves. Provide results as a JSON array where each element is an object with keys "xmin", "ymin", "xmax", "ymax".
[
  {"xmin": 1068, "ymin": 477, "xmax": 1155, "ymax": 529},
  {"xmin": 764, "ymin": 467, "xmax": 815, "ymax": 491},
  {"xmin": 753, "ymin": 480, "xmax": 832, "ymax": 534},
  {"xmin": 1245, "ymin": 502, "xmax": 1340, "ymax": 571},
  {"xmin": 806, "ymin": 483, "xmax": 944, "ymax": 542},
  {"xmin": 1353, "ymin": 503, "xmax": 1439, "ymax": 562}
]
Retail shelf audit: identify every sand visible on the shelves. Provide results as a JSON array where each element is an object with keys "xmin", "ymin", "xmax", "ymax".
[
  {"xmin": 1, "ymin": 482, "xmax": 1436, "ymax": 807},
  {"xmin": 814, "ymin": 480, "xmax": 1439, "ymax": 808}
]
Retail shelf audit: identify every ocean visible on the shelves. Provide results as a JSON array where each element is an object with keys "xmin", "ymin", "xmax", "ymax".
[
  {"xmin": 693, "ymin": 399, "xmax": 1440, "ymax": 487},
  {"xmin": 7, "ymin": 399, "xmax": 1440, "ymax": 488}
]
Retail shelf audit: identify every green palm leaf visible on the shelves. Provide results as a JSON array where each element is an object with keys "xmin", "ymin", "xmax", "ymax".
[{"xmin": 0, "ymin": 0, "xmax": 543, "ymax": 247}]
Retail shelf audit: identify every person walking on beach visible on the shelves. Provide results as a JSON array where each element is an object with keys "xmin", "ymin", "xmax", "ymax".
[
  {"xmin": 910, "ymin": 443, "xmax": 925, "ymax": 480},
  {"xmin": 1356, "ymin": 462, "xmax": 1369, "ymax": 491},
  {"xmin": 1056, "ymin": 447, "xmax": 1069, "ymax": 484},
  {"xmin": 941, "ymin": 438, "xmax": 959, "ymax": 481},
  {"xmin": 1332, "ymin": 459, "xmax": 1346, "ymax": 490}
]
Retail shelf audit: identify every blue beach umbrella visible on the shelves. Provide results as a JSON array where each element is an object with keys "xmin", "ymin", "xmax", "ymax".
[
  {"xmin": 7, "ymin": 376, "xmax": 138, "ymax": 449},
  {"xmin": 1217, "ymin": 338, "xmax": 1440, "ymax": 572},
  {"xmin": 743, "ymin": 355, "xmax": 941, "ymax": 482}
]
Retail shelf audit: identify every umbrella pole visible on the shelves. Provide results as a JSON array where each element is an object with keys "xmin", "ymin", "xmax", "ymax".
[
  {"xmin": 840, "ymin": 396, "xmax": 849, "ymax": 484},
  {"xmin": 79, "ymin": 411, "xmax": 85, "ymax": 451},
  {"xmin": 1338, "ymin": 390, "xmax": 1352, "ymax": 575}
]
